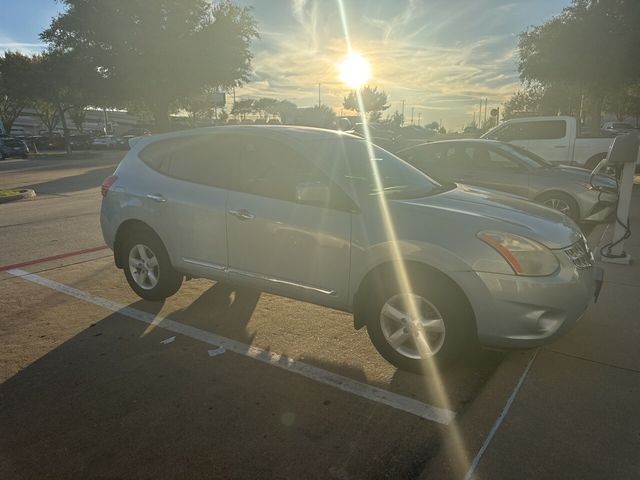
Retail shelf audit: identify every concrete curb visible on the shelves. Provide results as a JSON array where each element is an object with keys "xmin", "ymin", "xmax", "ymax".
[{"xmin": 0, "ymin": 189, "xmax": 36, "ymax": 204}]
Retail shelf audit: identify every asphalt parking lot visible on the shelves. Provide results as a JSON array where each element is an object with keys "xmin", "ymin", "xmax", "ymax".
[{"xmin": 2, "ymin": 153, "xmax": 639, "ymax": 479}]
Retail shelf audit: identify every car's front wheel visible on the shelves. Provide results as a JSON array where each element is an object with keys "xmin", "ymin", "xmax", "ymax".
[
  {"xmin": 122, "ymin": 233, "xmax": 183, "ymax": 301},
  {"xmin": 538, "ymin": 191, "xmax": 580, "ymax": 222},
  {"xmin": 366, "ymin": 277, "xmax": 473, "ymax": 374}
]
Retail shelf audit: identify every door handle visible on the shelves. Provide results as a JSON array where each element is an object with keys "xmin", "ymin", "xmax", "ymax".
[
  {"xmin": 146, "ymin": 194, "xmax": 167, "ymax": 203},
  {"xmin": 229, "ymin": 209, "xmax": 255, "ymax": 220},
  {"xmin": 554, "ymin": 145, "xmax": 567, "ymax": 148}
]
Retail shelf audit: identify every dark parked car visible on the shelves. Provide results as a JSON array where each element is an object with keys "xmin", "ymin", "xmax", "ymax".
[
  {"xmin": 397, "ymin": 139, "xmax": 618, "ymax": 224},
  {"xmin": 69, "ymin": 134, "xmax": 93, "ymax": 149},
  {"xmin": 0, "ymin": 137, "xmax": 29, "ymax": 159}
]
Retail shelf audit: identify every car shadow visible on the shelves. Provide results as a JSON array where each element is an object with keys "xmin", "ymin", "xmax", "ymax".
[{"xmin": 0, "ymin": 284, "xmax": 506, "ymax": 480}]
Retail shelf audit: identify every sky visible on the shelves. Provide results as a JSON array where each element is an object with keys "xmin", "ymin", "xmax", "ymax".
[{"xmin": 0, "ymin": 0, "xmax": 571, "ymax": 129}]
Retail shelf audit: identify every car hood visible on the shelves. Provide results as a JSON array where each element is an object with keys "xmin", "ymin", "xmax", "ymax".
[
  {"xmin": 540, "ymin": 165, "xmax": 617, "ymax": 191},
  {"xmin": 400, "ymin": 184, "xmax": 582, "ymax": 249}
]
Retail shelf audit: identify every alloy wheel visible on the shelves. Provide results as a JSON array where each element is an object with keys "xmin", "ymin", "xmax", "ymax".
[
  {"xmin": 379, "ymin": 293, "xmax": 446, "ymax": 359},
  {"xmin": 128, "ymin": 244, "xmax": 160, "ymax": 290}
]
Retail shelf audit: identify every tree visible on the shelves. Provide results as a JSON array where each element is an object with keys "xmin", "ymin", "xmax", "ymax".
[
  {"xmin": 30, "ymin": 51, "xmax": 103, "ymax": 152},
  {"xmin": 183, "ymin": 90, "xmax": 216, "ymax": 127},
  {"xmin": 270, "ymin": 99, "xmax": 297, "ymax": 124},
  {"xmin": 518, "ymin": 0, "xmax": 640, "ymax": 134},
  {"xmin": 231, "ymin": 98, "xmax": 255, "ymax": 119},
  {"xmin": 0, "ymin": 52, "xmax": 36, "ymax": 134},
  {"xmin": 42, "ymin": 0, "xmax": 258, "ymax": 132},
  {"xmin": 293, "ymin": 105, "xmax": 336, "ymax": 128},
  {"xmin": 604, "ymin": 84, "xmax": 640, "ymax": 124},
  {"xmin": 381, "ymin": 110, "xmax": 403, "ymax": 128},
  {"xmin": 343, "ymin": 85, "xmax": 389, "ymax": 123},
  {"xmin": 254, "ymin": 97, "xmax": 278, "ymax": 119}
]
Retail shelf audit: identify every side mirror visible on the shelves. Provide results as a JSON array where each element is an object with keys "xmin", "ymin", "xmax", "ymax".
[{"xmin": 296, "ymin": 182, "xmax": 330, "ymax": 205}]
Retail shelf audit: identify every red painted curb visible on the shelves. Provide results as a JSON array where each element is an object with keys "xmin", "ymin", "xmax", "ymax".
[{"xmin": 0, "ymin": 245, "xmax": 110, "ymax": 272}]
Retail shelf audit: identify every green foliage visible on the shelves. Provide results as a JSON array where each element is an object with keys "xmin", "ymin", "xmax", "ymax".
[
  {"xmin": 0, "ymin": 52, "xmax": 37, "ymax": 133},
  {"xmin": 231, "ymin": 98, "xmax": 255, "ymax": 119},
  {"xmin": 343, "ymin": 85, "xmax": 390, "ymax": 122},
  {"xmin": 293, "ymin": 105, "xmax": 336, "ymax": 128},
  {"xmin": 41, "ymin": 0, "xmax": 258, "ymax": 131},
  {"xmin": 517, "ymin": 0, "xmax": 640, "ymax": 132}
]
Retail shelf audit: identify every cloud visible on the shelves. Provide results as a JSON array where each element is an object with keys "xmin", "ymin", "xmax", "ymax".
[{"xmin": 0, "ymin": 41, "xmax": 46, "ymax": 55}]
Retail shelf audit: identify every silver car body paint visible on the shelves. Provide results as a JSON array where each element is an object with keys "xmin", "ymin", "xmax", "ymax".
[{"xmin": 101, "ymin": 126, "xmax": 598, "ymax": 348}]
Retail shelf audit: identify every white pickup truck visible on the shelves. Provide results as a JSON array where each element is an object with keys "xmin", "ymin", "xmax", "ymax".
[{"xmin": 482, "ymin": 116, "xmax": 615, "ymax": 169}]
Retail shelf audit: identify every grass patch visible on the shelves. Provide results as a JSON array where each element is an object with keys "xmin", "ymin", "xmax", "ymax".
[{"xmin": 0, "ymin": 190, "xmax": 21, "ymax": 197}]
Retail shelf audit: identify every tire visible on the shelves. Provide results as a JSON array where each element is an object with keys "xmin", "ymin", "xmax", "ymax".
[
  {"xmin": 122, "ymin": 232, "xmax": 183, "ymax": 301},
  {"xmin": 537, "ymin": 191, "xmax": 580, "ymax": 222},
  {"xmin": 365, "ymin": 273, "xmax": 474, "ymax": 374}
]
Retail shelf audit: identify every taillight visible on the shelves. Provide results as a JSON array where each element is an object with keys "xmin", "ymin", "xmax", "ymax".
[{"xmin": 101, "ymin": 175, "xmax": 118, "ymax": 197}]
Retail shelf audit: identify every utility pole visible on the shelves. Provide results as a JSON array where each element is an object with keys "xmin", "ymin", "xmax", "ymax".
[
  {"xmin": 479, "ymin": 99, "xmax": 483, "ymax": 128},
  {"xmin": 484, "ymin": 98, "xmax": 488, "ymax": 125},
  {"xmin": 318, "ymin": 83, "xmax": 321, "ymax": 107},
  {"xmin": 417, "ymin": 112, "xmax": 421, "ymax": 126},
  {"xmin": 401, "ymin": 100, "xmax": 405, "ymax": 125},
  {"xmin": 411, "ymin": 107, "xmax": 415, "ymax": 125}
]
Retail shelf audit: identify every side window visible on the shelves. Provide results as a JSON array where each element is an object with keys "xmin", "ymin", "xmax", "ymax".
[
  {"xmin": 405, "ymin": 145, "xmax": 445, "ymax": 169},
  {"xmin": 518, "ymin": 121, "xmax": 566, "ymax": 140},
  {"xmin": 449, "ymin": 146, "xmax": 474, "ymax": 170},
  {"xmin": 471, "ymin": 146, "xmax": 523, "ymax": 172},
  {"xmin": 139, "ymin": 135, "xmax": 236, "ymax": 189},
  {"xmin": 236, "ymin": 137, "xmax": 325, "ymax": 203},
  {"xmin": 487, "ymin": 124, "xmax": 520, "ymax": 141}
]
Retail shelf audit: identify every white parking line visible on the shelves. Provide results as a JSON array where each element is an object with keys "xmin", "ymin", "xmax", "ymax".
[
  {"xmin": 462, "ymin": 349, "xmax": 539, "ymax": 480},
  {"xmin": 8, "ymin": 268, "xmax": 456, "ymax": 425}
]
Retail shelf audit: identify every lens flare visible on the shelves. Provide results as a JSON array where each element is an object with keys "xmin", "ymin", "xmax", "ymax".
[
  {"xmin": 338, "ymin": 53, "xmax": 371, "ymax": 89},
  {"xmin": 336, "ymin": 0, "xmax": 471, "ymax": 477}
]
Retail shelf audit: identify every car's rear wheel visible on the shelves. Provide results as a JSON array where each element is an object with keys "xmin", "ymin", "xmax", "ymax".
[
  {"xmin": 366, "ymin": 276, "xmax": 473, "ymax": 374},
  {"xmin": 122, "ymin": 233, "xmax": 182, "ymax": 301},
  {"xmin": 538, "ymin": 191, "xmax": 580, "ymax": 222}
]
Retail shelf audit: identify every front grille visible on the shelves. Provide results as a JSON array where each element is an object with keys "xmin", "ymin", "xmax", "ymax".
[{"xmin": 563, "ymin": 238, "xmax": 593, "ymax": 269}]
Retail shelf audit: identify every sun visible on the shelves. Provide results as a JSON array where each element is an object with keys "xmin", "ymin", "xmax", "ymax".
[{"xmin": 338, "ymin": 53, "xmax": 371, "ymax": 89}]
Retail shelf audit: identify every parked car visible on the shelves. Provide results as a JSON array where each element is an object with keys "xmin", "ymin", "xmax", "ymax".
[
  {"xmin": 69, "ymin": 134, "xmax": 93, "ymax": 149},
  {"xmin": 601, "ymin": 121, "xmax": 636, "ymax": 135},
  {"xmin": 0, "ymin": 137, "xmax": 29, "ymax": 159},
  {"xmin": 397, "ymin": 139, "xmax": 618, "ymax": 224},
  {"xmin": 91, "ymin": 135, "xmax": 126, "ymax": 149},
  {"xmin": 482, "ymin": 116, "xmax": 615, "ymax": 169},
  {"xmin": 101, "ymin": 126, "xmax": 601, "ymax": 373}
]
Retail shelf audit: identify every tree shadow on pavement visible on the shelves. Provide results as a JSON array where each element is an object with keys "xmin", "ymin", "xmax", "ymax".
[{"xmin": 19, "ymin": 166, "xmax": 117, "ymax": 196}]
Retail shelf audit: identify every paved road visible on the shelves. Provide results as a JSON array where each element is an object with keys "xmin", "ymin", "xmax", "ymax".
[
  {"xmin": 2, "ymin": 153, "xmax": 638, "ymax": 479},
  {"xmin": 0, "ymin": 153, "xmax": 505, "ymax": 479},
  {"xmin": 0, "ymin": 152, "xmax": 122, "ymax": 267}
]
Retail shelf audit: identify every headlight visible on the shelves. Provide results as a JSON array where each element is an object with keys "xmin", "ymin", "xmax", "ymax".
[{"xmin": 477, "ymin": 231, "xmax": 559, "ymax": 276}]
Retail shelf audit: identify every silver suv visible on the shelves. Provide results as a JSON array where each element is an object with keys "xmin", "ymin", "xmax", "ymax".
[{"xmin": 101, "ymin": 126, "xmax": 601, "ymax": 373}]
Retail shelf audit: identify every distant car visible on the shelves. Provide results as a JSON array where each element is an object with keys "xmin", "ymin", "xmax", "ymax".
[
  {"xmin": 91, "ymin": 136, "xmax": 121, "ymax": 149},
  {"xmin": 601, "ymin": 121, "xmax": 636, "ymax": 135},
  {"xmin": 101, "ymin": 126, "xmax": 601, "ymax": 373},
  {"xmin": 0, "ymin": 137, "xmax": 29, "ymax": 159},
  {"xmin": 69, "ymin": 134, "xmax": 93, "ymax": 149},
  {"xmin": 267, "ymin": 118, "xmax": 282, "ymax": 125},
  {"xmin": 397, "ymin": 139, "xmax": 618, "ymax": 224}
]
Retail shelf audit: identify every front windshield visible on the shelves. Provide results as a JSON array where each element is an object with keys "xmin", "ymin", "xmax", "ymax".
[
  {"xmin": 497, "ymin": 143, "xmax": 552, "ymax": 168},
  {"xmin": 338, "ymin": 138, "xmax": 441, "ymax": 199}
]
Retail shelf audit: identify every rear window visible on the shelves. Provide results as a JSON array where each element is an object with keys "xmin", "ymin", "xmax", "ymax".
[{"xmin": 139, "ymin": 134, "xmax": 235, "ymax": 189}]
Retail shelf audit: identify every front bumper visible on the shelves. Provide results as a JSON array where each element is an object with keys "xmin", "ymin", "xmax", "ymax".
[{"xmin": 452, "ymin": 256, "xmax": 601, "ymax": 349}]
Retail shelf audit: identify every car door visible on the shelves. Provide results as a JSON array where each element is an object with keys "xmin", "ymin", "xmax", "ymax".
[
  {"xmin": 140, "ymin": 133, "xmax": 235, "ymax": 279},
  {"xmin": 517, "ymin": 120, "xmax": 569, "ymax": 164},
  {"xmin": 462, "ymin": 144, "xmax": 530, "ymax": 198},
  {"xmin": 226, "ymin": 135, "xmax": 352, "ymax": 308}
]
